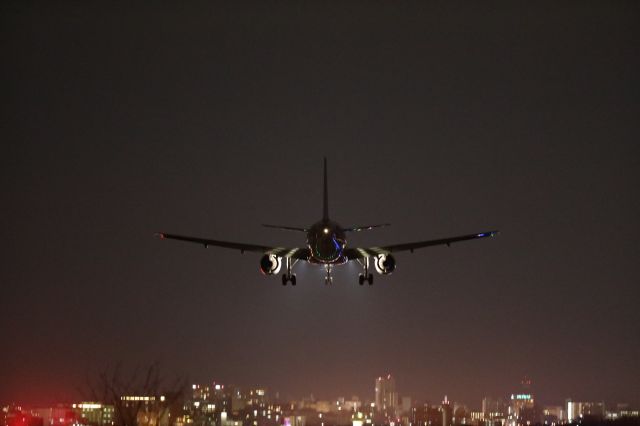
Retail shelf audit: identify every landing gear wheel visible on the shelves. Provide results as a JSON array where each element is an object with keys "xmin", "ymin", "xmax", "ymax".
[
  {"xmin": 282, "ymin": 274, "xmax": 288, "ymax": 286},
  {"xmin": 324, "ymin": 264, "xmax": 333, "ymax": 285},
  {"xmin": 368, "ymin": 273, "xmax": 374, "ymax": 285},
  {"xmin": 358, "ymin": 274, "xmax": 365, "ymax": 285},
  {"xmin": 291, "ymin": 275, "xmax": 297, "ymax": 286}
]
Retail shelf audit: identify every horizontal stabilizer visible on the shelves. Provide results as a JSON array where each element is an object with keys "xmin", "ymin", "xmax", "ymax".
[
  {"xmin": 343, "ymin": 223, "xmax": 391, "ymax": 232},
  {"xmin": 262, "ymin": 224, "xmax": 309, "ymax": 232}
]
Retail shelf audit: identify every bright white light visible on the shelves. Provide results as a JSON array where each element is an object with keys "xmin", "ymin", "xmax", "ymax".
[
  {"xmin": 323, "ymin": 228, "xmax": 329, "ymax": 234},
  {"xmin": 78, "ymin": 404, "xmax": 102, "ymax": 409}
]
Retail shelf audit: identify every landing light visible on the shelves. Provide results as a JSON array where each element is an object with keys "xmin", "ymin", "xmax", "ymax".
[{"xmin": 323, "ymin": 228, "xmax": 329, "ymax": 234}]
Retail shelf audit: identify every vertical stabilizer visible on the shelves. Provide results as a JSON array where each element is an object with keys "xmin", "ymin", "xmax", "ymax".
[{"xmin": 323, "ymin": 157, "xmax": 329, "ymax": 221}]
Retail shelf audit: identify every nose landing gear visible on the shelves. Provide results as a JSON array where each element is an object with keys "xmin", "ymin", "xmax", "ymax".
[
  {"xmin": 358, "ymin": 273, "xmax": 373, "ymax": 285},
  {"xmin": 324, "ymin": 264, "xmax": 333, "ymax": 285}
]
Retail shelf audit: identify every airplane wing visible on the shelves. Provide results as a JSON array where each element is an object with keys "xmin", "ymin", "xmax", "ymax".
[
  {"xmin": 343, "ymin": 223, "xmax": 391, "ymax": 232},
  {"xmin": 155, "ymin": 232, "xmax": 310, "ymax": 259},
  {"xmin": 343, "ymin": 230, "xmax": 498, "ymax": 259}
]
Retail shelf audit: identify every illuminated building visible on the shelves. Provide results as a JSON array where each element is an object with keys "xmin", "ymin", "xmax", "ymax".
[
  {"xmin": 374, "ymin": 375, "xmax": 398, "ymax": 415},
  {"xmin": 566, "ymin": 400, "xmax": 605, "ymax": 422},
  {"xmin": 410, "ymin": 404, "xmax": 427, "ymax": 426},
  {"xmin": 283, "ymin": 416, "xmax": 305, "ymax": 426},
  {"xmin": 452, "ymin": 403, "xmax": 468, "ymax": 425},
  {"xmin": 411, "ymin": 403, "xmax": 441, "ymax": 426},
  {"xmin": 351, "ymin": 411, "xmax": 372, "ymax": 426},
  {"xmin": 506, "ymin": 393, "xmax": 534, "ymax": 426},
  {"xmin": 542, "ymin": 406, "xmax": 564, "ymax": 424},
  {"xmin": 481, "ymin": 397, "xmax": 507, "ymax": 422},
  {"xmin": 505, "ymin": 377, "xmax": 539, "ymax": 426},
  {"xmin": 119, "ymin": 395, "xmax": 171, "ymax": 426},
  {"xmin": 337, "ymin": 398, "xmax": 361, "ymax": 413},
  {"xmin": 72, "ymin": 403, "xmax": 114, "ymax": 426},
  {"xmin": 185, "ymin": 383, "xmax": 230, "ymax": 426},
  {"xmin": 4, "ymin": 406, "xmax": 45, "ymax": 426},
  {"xmin": 441, "ymin": 396, "xmax": 452, "ymax": 426},
  {"xmin": 607, "ymin": 403, "xmax": 640, "ymax": 419},
  {"xmin": 231, "ymin": 388, "xmax": 266, "ymax": 413},
  {"xmin": 186, "ymin": 383, "xmax": 282, "ymax": 426},
  {"xmin": 27, "ymin": 406, "xmax": 75, "ymax": 426}
]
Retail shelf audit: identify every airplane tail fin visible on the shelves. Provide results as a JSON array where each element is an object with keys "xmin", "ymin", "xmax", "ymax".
[{"xmin": 323, "ymin": 157, "xmax": 329, "ymax": 221}]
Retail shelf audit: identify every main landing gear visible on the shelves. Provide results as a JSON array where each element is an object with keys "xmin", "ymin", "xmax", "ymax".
[
  {"xmin": 324, "ymin": 264, "xmax": 333, "ymax": 285},
  {"xmin": 358, "ymin": 257, "xmax": 374, "ymax": 285},
  {"xmin": 282, "ymin": 274, "xmax": 296, "ymax": 285},
  {"xmin": 281, "ymin": 257, "xmax": 296, "ymax": 286}
]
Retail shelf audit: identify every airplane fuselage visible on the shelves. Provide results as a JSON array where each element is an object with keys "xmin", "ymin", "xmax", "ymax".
[{"xmin": 306, "ymin": 220, "xmax": 346, "ymax": 264}]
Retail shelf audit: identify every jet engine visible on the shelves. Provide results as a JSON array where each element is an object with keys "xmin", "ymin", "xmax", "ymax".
[
  {"xmin": 259, "ymin": 254, "xmax": 282, "ymax": 275},
  {"xmin": 374, "ymin": 254, "xmax": 396, "ymax": 275}
]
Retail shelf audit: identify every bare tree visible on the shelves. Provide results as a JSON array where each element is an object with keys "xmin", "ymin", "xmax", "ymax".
[{"xmin": 83, "ymin": 362, "xmax": 187, "ymax": 426}]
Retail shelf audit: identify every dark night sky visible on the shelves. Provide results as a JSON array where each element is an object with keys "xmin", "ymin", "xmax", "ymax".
[{"xmin": 2, "ymin": 1, "xmax": 639, "ymax": 409}]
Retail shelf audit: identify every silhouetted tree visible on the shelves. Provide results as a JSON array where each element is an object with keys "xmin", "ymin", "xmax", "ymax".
[{"xmin": 83, "ymin": 362, "xmax": 186, "ymax": 426}]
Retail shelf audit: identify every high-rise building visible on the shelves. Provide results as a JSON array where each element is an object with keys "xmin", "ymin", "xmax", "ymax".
[
  {"xmin": 506, "ymin": 377, "xmax": 538, "ymax": 426},
  {"xmin": 441, "ymin": 396, "xmax": 452, "ymax": 426},
  {"xmin": 507, "ymin": 393, "xmax": 535, "ymax": 426},
  {"xmin": 374, "ymin": 375, "xmax": 398, "ymax": 415}
]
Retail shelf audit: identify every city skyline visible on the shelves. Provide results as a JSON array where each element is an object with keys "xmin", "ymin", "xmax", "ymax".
[
  {"xmin": 3, "ymin": 373, "xmax": 639, "ymax": 426},
  {"xmin": 2, "ymin": 371, "xmax": 638, "ymax": 411}
]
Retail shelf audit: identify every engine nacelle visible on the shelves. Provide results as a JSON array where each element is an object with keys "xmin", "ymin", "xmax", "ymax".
[
  {"xmin": 259, "ymin": 254, "xmax": 282, "ymax": 275},
  {"xmin": 374, "ymin": 254, "xmax": 396, "ymax": 275}
]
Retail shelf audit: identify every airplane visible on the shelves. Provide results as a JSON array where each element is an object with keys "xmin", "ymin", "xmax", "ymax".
[{"xmin": 156, "ymin": 158, "xmax": 498, "ymax": 285}]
